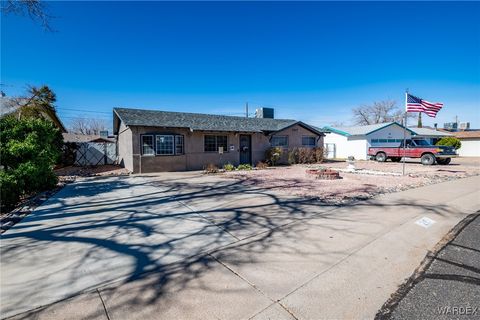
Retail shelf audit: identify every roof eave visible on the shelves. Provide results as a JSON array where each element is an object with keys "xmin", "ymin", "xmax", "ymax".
[{"xmin": 323, "ymin": 126, "xmax": 351, "ymax": 137}]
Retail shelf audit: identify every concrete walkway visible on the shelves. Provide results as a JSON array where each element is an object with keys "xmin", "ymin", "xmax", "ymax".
[{"xmin": 1, "ymin": 174, "xmax": 479, "ymax": 319}]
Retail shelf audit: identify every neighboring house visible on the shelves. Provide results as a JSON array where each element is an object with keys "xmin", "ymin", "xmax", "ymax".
[
  {"xmin": 408, "ymin": 127, "xmax": 453, "ymax": 145},
  {"xmin": 323, "ymin": 123, "xmax": 456, "ymax": 160},
  {"xmin": 450, "ymin": 131, "xmax": 480, "ymax": 157},
  {"xmin": 113, "ymin": 107, "xmax": 325, "ymax": 173},
  {"xmin": 323, "ymin": 122, "xmax": 416, "ymax": 160},
  {"xmin": 0, "ymin": 97, "xmax": 67, "ymax": 133},
  {"xmin": 63, "ymin": 133, "xmax": 116, "ymax": 166}
]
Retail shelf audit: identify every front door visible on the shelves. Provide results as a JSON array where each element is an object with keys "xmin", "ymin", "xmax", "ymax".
[{"xmin": 239, "ymin": 135, "xmax": 252, "ymax": 164}]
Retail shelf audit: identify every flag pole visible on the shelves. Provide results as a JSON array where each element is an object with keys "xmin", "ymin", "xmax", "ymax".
[{"xmin": 402, "ymin": 90, "xmax": 408, "ymax": 176}]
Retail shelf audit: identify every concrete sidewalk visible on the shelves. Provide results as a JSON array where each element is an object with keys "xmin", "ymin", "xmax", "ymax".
[{"xmin": 2, "ymin": 175, "xmax": 479, "ymax": 320}]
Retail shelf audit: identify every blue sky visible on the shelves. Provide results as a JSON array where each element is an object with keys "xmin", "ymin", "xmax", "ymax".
[{"xmin": 2, "ymin": 1, "xmax": 479, "ymax": 130}]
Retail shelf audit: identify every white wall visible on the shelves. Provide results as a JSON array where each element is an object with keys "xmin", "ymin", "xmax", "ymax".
[
  {"xmin": 367, "ymin": 124, "xmax": 412, "ymax": 148},
  {"xmin": 324, "ymin": 124, "xmax": 413, "ymax": 160},
  {"xmin": 458, "ymin": 139, "xmax": 480, "ymax": 157},
  {"xmin": 324, "ymin": 133, "xmax": 348, "ymax": 159},
  {"xmin": 324, "ymin": 133, "xmax": 368, "ymax": 160},
  {"xmin": 346, "ymin": 136, "xmax": 369, "ymax": 160}
]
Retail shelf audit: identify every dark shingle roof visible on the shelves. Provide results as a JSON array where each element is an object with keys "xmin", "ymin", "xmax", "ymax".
[{"xmin": 113, "ymin": 107, "xmax": 325, "ymax": 135}]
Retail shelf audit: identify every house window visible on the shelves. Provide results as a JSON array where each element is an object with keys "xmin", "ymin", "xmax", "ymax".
[
  {"xmin": 141, "ymin": 135, "xmax": 155, "ymax": 155},
  {"xmin": 156, "ymin": 135, "xmax": 174, "ymax": 155},
  {"xmin": 271, "ymin": 136, "xmax": 288, "ymax": 147},
  {"xmin": 371, "ymin": 139, "xmax": 379, "ymax": 144},
  {"xmin": 204, "ymin": 135, "xmax": 228, "ymax": 152},
  {"xmin": 302, "ymin": 136, "xmax": 316, "ymax": 147},
  {"xmin": 175, "ymin": 135, "xmax": 184, "ymax": 155}
]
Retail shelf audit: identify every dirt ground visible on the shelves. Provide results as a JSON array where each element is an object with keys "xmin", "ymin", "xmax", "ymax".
[
  {"xmin": 224, "ymin": 157, "xmax": 480, "ymax": 204},
  {"xmin": 55, "ymin": 165, "xmax": 130, "ymax": 182}
]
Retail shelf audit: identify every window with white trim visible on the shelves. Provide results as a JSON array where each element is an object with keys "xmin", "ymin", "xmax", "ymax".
[
  {"xmin": 141, "ymin": 135, "xmax": 155, "ymax": 155},
  {"xmin": 156, "ymin": 135, "xmax": 174, "ymax": 155},
  {"xmin": 204, "ymin": 135, "xmax": 228, "ymax": 152},
  {"xmin": 271, "ymin": 136, "xmax": 288, "ymax": 147},
  {"xmin": 302, "ymin": 136, "xmax": 316, "ymax": 147},
  {"xmin": 175, "ymin": 135, "xmax": 184, "ymax": 155}
]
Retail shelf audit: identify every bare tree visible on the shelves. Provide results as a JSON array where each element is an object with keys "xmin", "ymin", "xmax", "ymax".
[
  {"xmin": 352, "ymin": 100, "xmax": 413, "ymax": 125},
  {"xmin": 69, "ymin": 117, "xmax": 108, "ymax": 135},
  {"xmin": 330, "ymin": 121, "xmax": 346, "ymax": 127},
  {"xmin": 1, "ymin": 0, "xmax": 53, "ymax": 31}
]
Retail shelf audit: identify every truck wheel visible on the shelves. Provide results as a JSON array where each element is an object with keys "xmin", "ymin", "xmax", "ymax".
[
  {"xmin": 375, "ymin": 152, "xmax": 387, "ymax": 162},
  {"xmin": 391, "ymin": 157, "xmax": 401, "ymax": 162},
  {"xmin": 437, "ymin": 158, "xmax": 451, "ymax": 165},
  {"xmin": 421, "ymin": 153, "xmax": 436, "ymax": 165}
]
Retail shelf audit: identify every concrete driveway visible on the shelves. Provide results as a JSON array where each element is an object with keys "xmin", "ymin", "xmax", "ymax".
[{"xmin": 1, "ymin": 172, "xmax": 479, "ymax": 319}]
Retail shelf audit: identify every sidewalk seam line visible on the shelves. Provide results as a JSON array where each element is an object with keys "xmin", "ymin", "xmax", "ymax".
[
  {"xmin": 96, "ymin": 289, "xmax": 111, "ymax": 320},
  {"xmin": 208, "ymin": 253, "xmax": 278, "ymax": 306},
  {"xmin": 278, "ymin": 211, "xmax": 429, "ymax": 302}
]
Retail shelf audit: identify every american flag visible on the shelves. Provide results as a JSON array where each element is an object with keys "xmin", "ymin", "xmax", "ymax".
[{"xmin": 406, "ymin": 93, "xmax": 444, "ymax": 118}]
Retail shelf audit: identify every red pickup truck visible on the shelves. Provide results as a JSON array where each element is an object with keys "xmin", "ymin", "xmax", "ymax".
[{"xmin": 368, "ymin": 139, "xmax": 457, "ymax": 165}]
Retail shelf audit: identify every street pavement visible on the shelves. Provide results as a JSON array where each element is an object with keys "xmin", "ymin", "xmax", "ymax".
[
  {"xmin": 1, "ymin": 173, "xmax": 479, "ymax": 320},
  {"xmin": 377, "ymin": 213, "xmax": 480, "ymax": 320}
]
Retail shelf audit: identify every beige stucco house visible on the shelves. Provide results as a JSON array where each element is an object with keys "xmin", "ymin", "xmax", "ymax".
[{"xmin": 113, "ymin": 107, "xmax": 325, "ymax": 173}]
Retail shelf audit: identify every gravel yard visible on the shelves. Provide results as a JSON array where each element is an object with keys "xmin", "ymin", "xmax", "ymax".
[{"xmin": 224, "ymin": 157, "xmax": 480, "ymax": 204}]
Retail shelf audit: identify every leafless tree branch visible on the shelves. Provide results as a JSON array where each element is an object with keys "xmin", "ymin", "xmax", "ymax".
[
  {"xmin": 1, "ymin": 0, "xmax": 54, "ymax": 32},
  {"xmin": 69, "ymin": 117, "xmax": 108, "ymax": 135},
  {"xmin": 352, "ymin": 100, "xmax": 413, "ymax": 126}
]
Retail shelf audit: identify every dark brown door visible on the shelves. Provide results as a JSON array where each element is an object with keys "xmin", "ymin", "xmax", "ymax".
[{"xmin": 239, "ymin": 135, "xmax": 252, "ymax": 164}]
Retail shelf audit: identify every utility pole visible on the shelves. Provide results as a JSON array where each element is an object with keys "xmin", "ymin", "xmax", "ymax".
[{"xmin": 245, "ymin": 102, "xmax": 249, "ymax": 118}]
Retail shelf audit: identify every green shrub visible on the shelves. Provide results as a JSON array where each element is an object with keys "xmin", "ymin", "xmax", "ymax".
[
  {"xmin": 223, "ymin": 163, "xmax": 235, "ymax": 171},
  {"xmin": 265, "ymin": 147, "xmax": 283, "ymax": 166},
  {"xmin": 436, "ymin": 137, "xmax": 462, "ymax": 150},
  {"xmin": 237, "ymin": 164, "xmax": 252, "ymax": 170},
  {"xmin": 0, "ymin": 171, "xmax": 21, "ymax": 209},
  {"xmin": 0, "ymin": 116, "xmax": 63, "ymax": 212}
]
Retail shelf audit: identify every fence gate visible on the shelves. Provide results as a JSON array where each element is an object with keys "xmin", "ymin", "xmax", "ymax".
[
  {"xmin": 74, "ymin": 142, "xmax": 117, "ymax": 166},
  {"xmin": 324, "ymin": 143, "xmax": 336, "ymax": 159}
]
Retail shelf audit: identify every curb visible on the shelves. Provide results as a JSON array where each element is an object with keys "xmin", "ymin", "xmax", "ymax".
[{"xmin": 374, "ymin": 211, "xmax": 480, "ymax": 320}]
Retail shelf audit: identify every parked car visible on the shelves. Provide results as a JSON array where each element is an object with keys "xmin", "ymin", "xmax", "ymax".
[{"xmin": 368, "ymin": 139, "xmax": 457, "ymax": 165}]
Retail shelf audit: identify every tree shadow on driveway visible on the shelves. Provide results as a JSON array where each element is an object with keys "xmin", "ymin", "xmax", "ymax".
[{"xmin": 0, "ymin": 174, "xmax": 459, "ymax": 319}]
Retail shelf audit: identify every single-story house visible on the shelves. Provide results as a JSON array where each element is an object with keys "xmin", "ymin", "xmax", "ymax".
[
  {"xmin": 323, "ymin": 123, "xmax": 451, "ymax": 160},
  {"xmin": 113, "ymin": 107, "xmax": 325, "ymax": 173},
  {"xmin": 323, "ymin": 122, "xmax": 416, "ymax": 160},
  {"xmin": 408, "ymin": 127, "xmax": 452, "ymax": 145},
  {"xmin": 62, "ymin": 133, "xmax": 116, "ymax": 144},
  {"xmin": 450, "ymin": 130, "xmax": 480, "ymax": 157}
]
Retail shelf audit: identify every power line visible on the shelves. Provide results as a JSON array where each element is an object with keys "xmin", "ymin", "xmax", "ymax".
[
  {"xmin": 60, "ymin": 115, "xmax": 111, "ymax": 119},
  {"xmin": 56, "ymin": 107, "xmax": 112, "ymax": 114}
]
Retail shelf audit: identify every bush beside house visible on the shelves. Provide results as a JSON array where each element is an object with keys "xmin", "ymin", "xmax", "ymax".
[
  {"xmin": 436, "ymin": 137, "xmax": 462, "ymax": 150},
  {"xmin": 0, "ymin": 116, "xmax": 63, "ymax": 212},
  {"xmin": 288, "ymin": 147, "xmax": 324, "ymax": 164}
]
